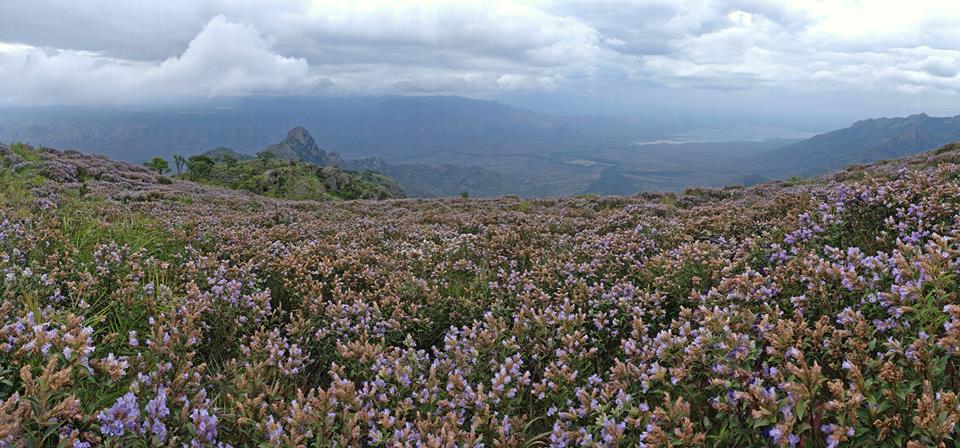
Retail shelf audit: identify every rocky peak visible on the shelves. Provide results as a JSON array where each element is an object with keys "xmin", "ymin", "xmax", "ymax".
[
  {"xmin": 284, "ymin": 126, "xmax": 314, "ymax": 148},
  {"xmin": 264, "ymin": 126, "xmax": 344, "ymax": 167}
]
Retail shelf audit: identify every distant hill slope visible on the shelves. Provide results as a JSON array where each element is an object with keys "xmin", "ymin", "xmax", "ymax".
[
  {"xmin": 759, "ymin": 113, "xmax": 960, "ymax": 176},
  {"xmin": 0, "ymin": 95, "xmax": 629, "ymax": 162},
  {"xmin": 343, "ymin": 157, "xmax": 519, "ymax": 198},
  {"xmin": 199, "ymin": 146, "xmax": 254, "ymax": 162}
]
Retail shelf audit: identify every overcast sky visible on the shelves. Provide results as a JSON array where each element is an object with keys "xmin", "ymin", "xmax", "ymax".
[{"xmin": 1, "ymin": 0, "xmax": 959, "ymax": 128}]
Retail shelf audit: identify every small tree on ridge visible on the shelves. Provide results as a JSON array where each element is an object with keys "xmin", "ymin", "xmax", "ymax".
[{"xmin": 144, "ymin": 157, "xmax": 170, "ymax": 175}]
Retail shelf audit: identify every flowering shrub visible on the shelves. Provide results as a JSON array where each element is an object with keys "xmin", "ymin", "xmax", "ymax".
[{"xmin": 2, "ymin": 142, "xmax": 960, "ymax": 446}]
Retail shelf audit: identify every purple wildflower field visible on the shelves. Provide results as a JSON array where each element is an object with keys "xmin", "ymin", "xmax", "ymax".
[{"xmin": 2, "ymin": 142, "xmax": 960, "ymax": 447}]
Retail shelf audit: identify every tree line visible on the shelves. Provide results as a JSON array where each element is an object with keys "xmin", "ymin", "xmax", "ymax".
[
  {"xmin": 143, "ymin": 150, "xmax": 279, "ymax": 179},
  {"xmin": 142, "ymin": 154, "xmax": 211, "ymax": 178}
]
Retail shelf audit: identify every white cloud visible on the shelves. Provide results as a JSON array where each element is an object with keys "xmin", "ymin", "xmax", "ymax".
[
  {"xmin": 497, "ymin": 74, "xmax": 561, "ymax": 91},
  {"xmin": 0, "ymin": 16, "xmax": 318, "ymax": 105},
  {"xmin": 151, "ymin": 16, "xmax": 315, "ymax": 97},
  {"xmin": 2, "ymin": 0, "xmax": 960, "ymax": 105},
  {"xmin": 602, "ymin": 0, "xmax": 960, "ymax": 94},
  {"xmin": 0, "ymin": 1, "xmax": 599, "ymax": 103}
]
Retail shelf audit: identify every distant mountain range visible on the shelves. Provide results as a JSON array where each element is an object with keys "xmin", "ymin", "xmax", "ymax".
[
  {"xmin": 200, "ymin": 146, "xmax": 254, "ymax": 162},
  {"xmin": 2, "ymin": 95, "xmax": 959, "ymax": 196},
  {"xmin": 0, "ymin": 96, "xmax": 630, "ymax": 162},
  {"xmin": 758, "ymin": 113, "xmax": 960, "ymax": 176}
]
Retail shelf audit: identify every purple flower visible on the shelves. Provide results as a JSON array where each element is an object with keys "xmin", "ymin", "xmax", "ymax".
[
  {"xmin": 550, "ymin": 421, "xmax": 569, "ymax": 447},
  {"xmin": 190, "ymin": 407, "xmax": 219, "ymax": 443},
  {"xmin": 98, "ymin": 392, "xmax": 140, "ymax": 437},
  {"xmin": 144, "ymin": 386, "xmax": 170, "ymax": 442},
  {"xmin": 265, "ymin": 415, "xmax": 284, "ymax": 444},
  {"xmin": 768, "ymin": 426, "xmax": 784, "ymax": 442},
  {"xmin": 785, "ymin": 347, "xmax": 801, "ymax": 360},
  {"xmin": 128, "ymin": 330, "xmax": 139, "ymax": 347},
  {"xmin": 788, "ymin": 434, "xmax": 800, "ymax": 446}
]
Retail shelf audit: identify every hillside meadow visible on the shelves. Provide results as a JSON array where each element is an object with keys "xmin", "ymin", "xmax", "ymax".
[{"xmin": 1, "ymin": 142, "xmax": 960, "ymax": 447}]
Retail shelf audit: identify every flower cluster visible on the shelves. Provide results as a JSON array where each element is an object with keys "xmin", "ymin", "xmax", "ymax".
[{"xmin": 2, "ymin": 142, "xmax": 960, "ymax": 446}]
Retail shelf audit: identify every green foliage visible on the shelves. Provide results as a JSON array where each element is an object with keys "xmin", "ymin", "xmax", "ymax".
[
  {"xmin": 180, "ymin": 155, "xmax": 401, "ymax": 200},
  {"xmin": 0, "ymin": 145, "xmax": 45, "ymax": 208},
  {"xmin": 256, "ymin": 150, "xmax": 276, "ymax": 167},
  {"xmin": 185, "ymin": 155, "xmax": 214, "ymax": 179},
  {"xmin": 10, "ymin": 142, "xmax": 41, "ymax": 163},
  {"xmin": 172, "ymin": 154, "xmax": 186, "ymax": 175},
  {"xmin": 512, "ymin": 200, "xmax": 533, "ymax": 212},
  {"xmin": 935, "ymin": 142, "xmax": 960, "ymax": 155},
  {"xmin": 143, "ymin": 157, "xmax": 169, "ymax": 175},
  {"xmin": 59, "ymin": 197, "xmax": 183, "ymax": 265}
]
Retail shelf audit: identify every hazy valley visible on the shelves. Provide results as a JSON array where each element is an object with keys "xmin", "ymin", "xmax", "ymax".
[{"xmin": 6, "ymin": 96, "xmax": 960, "ymax": 198}]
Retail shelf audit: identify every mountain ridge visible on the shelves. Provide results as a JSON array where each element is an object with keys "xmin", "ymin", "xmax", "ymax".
[
  {"xmin": 759, "ymin": 112, "xmax": 960, "ymax": 176},
  {"xmin": 0, "ymin": 95, "xmax": 627, "ymax": 161}
]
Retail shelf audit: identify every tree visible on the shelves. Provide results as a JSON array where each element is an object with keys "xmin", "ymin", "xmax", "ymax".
[
  {"xmin": 186, "ymin": 155, "xmax": 214, "ymax": 179},
  {"xmin": 223, "ymin": 153, "xmax": 238, "ymax": 168},
  {"xmin": 256, "ymin": 151, "xmax": 276, "ymax": 167},
  {"xmin": 143, "ymin": 157, "xmax": 169, "ymax": 175},
  {"xmin": 173, "ymin": 155, "xmax": 186, "ymax": 175}
]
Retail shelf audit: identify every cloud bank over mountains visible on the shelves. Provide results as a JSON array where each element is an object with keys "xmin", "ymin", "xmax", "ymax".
[{"xmin": 1, "ymin": 0, "xmax": 959, "ymax": 106}]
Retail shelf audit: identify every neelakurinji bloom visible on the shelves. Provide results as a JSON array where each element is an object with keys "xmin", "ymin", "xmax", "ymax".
[{"xmin": 1, "ymin": 142, "xmax": 960, "ymax": 446}]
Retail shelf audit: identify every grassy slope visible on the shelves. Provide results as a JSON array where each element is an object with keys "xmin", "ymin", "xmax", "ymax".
[{"xmin": 1, "ymin": 145, "xmax": 186, "ymax": 420}]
